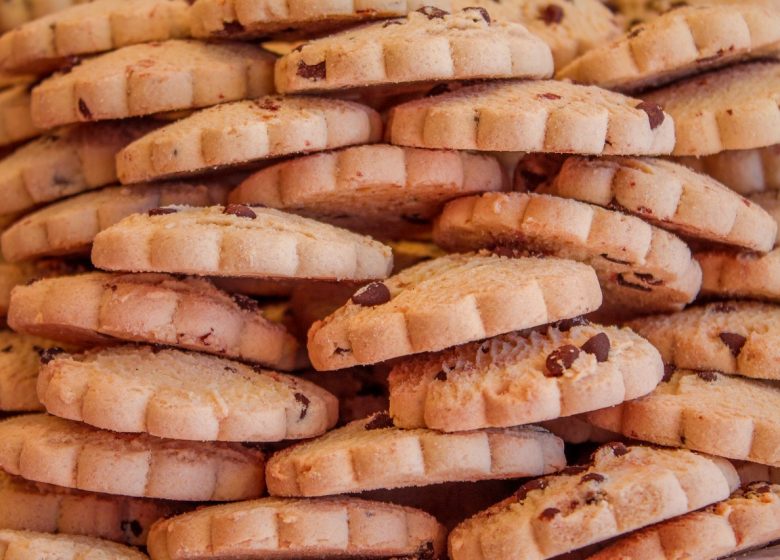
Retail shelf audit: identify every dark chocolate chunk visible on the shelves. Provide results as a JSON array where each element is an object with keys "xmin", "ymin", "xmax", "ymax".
[
  {"xmin": 37, "ymin": 346, "xmax": 65, "ymax": 364},
  {"xmin": 351, "ymin": 282, "xmax": 391, "ymax": 307},
  {"xmin": 295, "ymin": 392, "xmax": 310, "ymax": 420},
  {"xmin": 364, "ymin": 411, "xmax": 394, "ymax": 430},
  {"xmin": 416, "ymin": 6, "xmax": 449, "ymax": 19},
  {"xmin": 719, "ymin": 332, "xmax": 746, "ymax": 357},
  {"xmin": 515, "ymin": 478, "xmax": 548, "ymax": 501},
  {"xmin": 636, "ymin": 101, "xmax": 665, "ymax": 129},
  {"xmin": 545, "ymin": 345, "xmax": 581, "ymax": 377},
  {"xmin": 224, "ymin": 204, "xmax": 257, "ymax": 219},
  {"xmin": 539, "ymin": 507, "xmax": 560, "ymax": 520},
  {"xmin": 580, "ymin": 473, "xmax": 605, "ymax": 484},
  {"xmin": 77, "ymin": 98, "xmax": 92, "ymax": 119},
  {"xmin": 148, "ymin": 207, "xmax": 178, "ymax": 216},
  {"xmin": 538, "ymin": 4, "xmax": 564, "ymax": 24},
  {"xmin": 696, "ymin": 370, "xmax": 718, "ymax": 382},
  {"xmin": 581, "ymin": 333, "xmax": 610, "ymax": 363},
  {"xmin": 463, "ymin": 6, "xmax": 491, "ymax": 23},
  {"xmin": 296, "ymin": 59, "xmax": 326, "ymax": 80},
  {"xmin": 607, "ymin": 442, "xmax": 629, "ymax": 456}
]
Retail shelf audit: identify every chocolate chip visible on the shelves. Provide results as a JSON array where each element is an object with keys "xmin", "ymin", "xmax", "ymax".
[
  {"xmin": 554, "ymin": 316, "xmax": 590, "ymax": 332},
  {"xmin": 538, "ymin": 4, "xmax": 564, "ymax": 24},
  {"xmin": 585, "ymin": 490, "xmax": 607, "ymax": 505},
  {"xmin": 0, "ymin": 345, "xmax": 12, "ymax": 353},
  {"xmin": 719, "ymin": 332, "xmax": 746, "ymax": 357},
  {"xmin": 516, "ymin": 478, "xmax": 548, "ymax": 501},
  {"xmin": 365, "ymin": 411, "xmax": 394, "ymax": 430},
  {"xmin": 607, "ymin": 442, "xmax": 629, "ymax": 456},
  {"xmin": 223, "ymin": 366, "xmax": 238, "ymax": 373},
  {"xmin": 434, "ymin": 370, "xmax": 447, "ymax": 381},
  {"xmin": 545, "ymin": 345, "xmax": 580, "ymax": 377},
  {"xmin": 463, "ymin": 6, "xmax": 491, "ymax": 23},
  {"xmin": 77, "ymin": 98, "xmax": 92, "ymax": 119},
  {"xmin": 148, "ymin": 207, "xmax": 178, "ymax": 216},
  {"xmin": 560, "ymin": 465, "xmax": 587, "ymax": 476},
  {"xmin": 581, "ymin": 333, "xmax": 610, "ymax": 363},
  {"xmin": 663, "ymin": 363, "xmax": 676, "ymax": 382},
  {"xmin": 351, "ymin": 282, "xmax": 391, "ymax": 307},
  {"xmin": 580, "ymin": 473, "xmax": 605, "ymax": 484},
  {"xmin": 416, "ymin": 6, "xmax": 449, "ymax": 19},
  {"xmin": 711, "ymin": 302, "xmax": 736, "ymax": 313},
  {"xmin": 232, "ymin": 293, "xmax": 259, "ymax": 311},
  {"xmin": 537, "ymin": 92, "xmax": 562, "ymax": 100},
  {"xmin": 616, "ymin": 274, "xmax": 652, "ymax": 292},
  {"xmin": 295, "ymin": 392, "xmax": 310, "ymax": 420},
  {"xmin": 539, "ymin": 507, "xmax": 560, "ymax": 520},
  {"xmin": 696, "ymin": 370, "xmax": 718, "ymax": 382},
  {"xmin": 744, "ymin": 482, "xmax": 772, "ymax": 497},
  {"xmin": 636, "ymin": 101, "xmax": 665, "ymax": 130},
  {"xmin": 37, "ymin": 346, "xmax": 65, "ymax": 364},
  {"xmin": 296, "ymin": 59, "xmax": 326, "ymax": 80},
  {"xmin": 224, "ymin": 204, "xmax": 257, "ymax": 219},
  {"xmin": 120, "ymin": 520, "xmax": 143, "ymax": 538}
]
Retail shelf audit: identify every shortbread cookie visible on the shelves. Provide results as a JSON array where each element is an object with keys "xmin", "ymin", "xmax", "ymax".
[
  {"xmin": 91, "ymin": 206, "xmax": 393, "ymax": 281},
  {"xmin": 0, "ymin": 0, "xmax": 191, "ymax": 74},
  {"xmin": 266, "ymin": 413, "xmax": 566, "ymax": 496},
  {"xmin": 558, "ymin": 4, "xmax": 780, "ymax": 92},
  {"xmin": 540, "ymin": 156, "xmax": 777, "ymax": 251},
  {"xmin": 389, "ymin": 320, "xmax": 663, "ymax": 431},
  {"xmin": 0, "ymin": 0, "xmax": 90, "ymax": 32},
  {"xmin": 30, "ymin": 40, "xmax": 276, "ymax": 129},
  {"xmin": 0, "ymin": 85, "xmax": 41, "ymax": 147},
  {"xmin": 627, "ymin": 302, "xmax": 780, "ymax": 381},
  {"xmin": 148, "ymin": 497, "xmax": 446, "ymax": 560},
  {"xmin": 697, "ymin": 249, "xmax": 780, "ymax": 302},
  {"xmin": 117, "ymin": 96, "xmax": 381, "ymax": 184},
  {"xmin": 0, "ymin": 471, "xmax": 188, "ymax": 545},
  {"xmin": 0, "ymin": 122, "xmax": 158, "ymax": 219},
  {"xmin": 1, "ymin": 181, "xmax": 230, "ymax": 262},
  {"xmin": 588, "ymin": 369, "xmax": 780, "ymax": 466},
  {"xmin": 0, "ymin": 414, "xmax": 265, "ymax": 500},
  {"xmin": 0, "ymin": 330, "xmax": 67, "ymax": 411},
  {"xmin": 675, "ymin": 144, "xmax": 780, "ymax": 196},
  {"xmin": 228, "ymin": 144, "xmax": 508, "ymax": 239},
  {"xmin": 0, "ymin": 257, "xmax": 89, "ymax": 317},
  {"xmin": 540, "ymin": 416, "xmax": 620, "ymax": 445},
  {"xmin": 0, "ymin": 529, "xmax": 148, "ymax": 560},
  {"xmin": 8, "ymin": 272, "xmax": 302, "ymax": 370},
  {"xmin": 434, "ymin": 192, "xmax": 702, "ymax": 313},
  {"xmin": 643, "ymin": 61, "xmax": 780, "ymax": 156},
  {"xmin": 449, "ymin": 443, "xmax": 739, "ymax": 560},
  {"xmin": 39, "ymin": 345, "xmax": 338, "ymax": 441},
  {"xmin": 307, "ymin": 253, "xmax": 603, "ymax": 371},
  {"xmin": 587, "ymin": 482, "xmax": 780, "ymax": 560},
  {"xmin": 388, "ymin": 80, "xmax": 675, "ymax": 155},
  {"xmin": 275, "ymin": 8, "xmax": 553, "ymax": 94}
]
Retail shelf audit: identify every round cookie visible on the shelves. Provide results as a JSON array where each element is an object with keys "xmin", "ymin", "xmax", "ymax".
[
  {"xmin": 675, "ymin": 144, "xmax": 780, "ymax": 196},
  {"xmin": 0, "ymin": 529, "xmax": 148, "ymax": 560},
  {"xmin": 91, "ymin": 206, "xmax": 394, "ymax": 281},
  {"xmin": 643, "ymin": 61, "xmax": 780, "ymax": 156},
  {"xmin": 0, "ymin": 470, "xmax": 189, "ymax": 546},
  {"xmin": 307, "ymin": 252, "xmax": 603, "ymax": 371},
  {"xmin": 449, "ymin": 443, "xmax": 739, "ymax": 560},
  {"xmin": 0, "ymin": 257, "xmax": 90, "ymax": 317},
  {"xmin": 8, "ymin": 272, "xmax": 302, "ymax": 370},
  {"xmin": 539, "ymin": 156, "xmax": 777, "ymax": 252},
  {"xmin": 266, "ymin": 413, "xmax": 566, "ymax": 496},
  {"xmin": 1, "ymin": 181, "xmax": 231, "ymax": 262},
  {"xmin": 274, "ymin": 7, "xmax": 553, "ymax": 94},
  {"xmin": 0, "ymin": 413, "xmax": 266, "ymax": 500},
  {"xmin": 586, "ymin": 483, "xmax": 780, "ymax": 560},
  {"xmin": 558, "ymin": 4, "xmax": 780, "ymax": 92},
  {"xmin": 434, "ymin": 192, "xmax": 702, "ymax": 313},
  {"xmin": 0, "ymin": 122, "xmax": 159, "ymax": 220},
  {"xmin": 0, "ymin": 0, "xmax": 191, "ymax": 74},
  {"xmin": 388, "ymin": 319, "xmax": 663, "ymax": 432},
  {"xmin": 587, "ymin": 369, "xmax": 780, "ymax": 467},
  {"xmin": 38, "ymin": 345, "xmax": 338, "ymax": 442},
  {"xmin": 627, "ymin": 301, "xmax": 780, "ymax": 381},
  {"xmin": 147, "ymin": 497, "xmax": 447, "ymax": 560},
  {"xmin": 117, "ymin": 96, "xmax": 382, "ymax": 184},
  {"xmin": 30, "ymin": 40, "xmax": 276, "ymax": 129},
  {"xmin": 0, "ymin": 0, "xmax": 90, "ymax": 32},
  {"xmin": 697, "ymin": 248, "xmax": 780, "ymax": 302},
  {"xmin": 387, "ymin": 79, "xmax": 675, "ymax": 155},
  {"xmin": 0, "ymin": 85, "xmax": 42, "ymax": 147},
  {"xmin": 228, "ymin": 144, "xmax": 509, "ymax": 239}
]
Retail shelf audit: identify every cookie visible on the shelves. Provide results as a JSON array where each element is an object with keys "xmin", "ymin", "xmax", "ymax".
[
  {"xmin": 0, "ymin": 85, "xmax": 41, "ymax": 147},
  {"xmin": 91, "ymin": 206, "xmax": 394, "ymax": 281},
  {"xmin": 0, "ymin": 122, "xmax": 159, "ymax": 220},
  {"xmin": 117, "ymin": 96, "xmax": 381, "ymax": 184},
  {"xmin": 0, "ymin": 330, "xmax": 69, "ymax": 411},
  {"xmin": 0, "ymin": 413, "xmax": 265, "ymax": 500},
  {"xmin": 540, "ymin": 416, "xmax": 621, "ymax": 445},
  {"xmin": 588, "ymin": 369, "xmax": 780, "ymax": 466},
  {"xmin": 751, "ymin": 189, "xmax": 780, "ymax": 244},
  {"xmin": 30, "ymin": 40, "xmax": 276, "ymax": 129},
  {"xmin": 696, "ymin": 248, "xmax": 780, "ymax": 302},
  {"xmin": 0, "ymin": 0, "xmax": 90, "ymax": 32},
  {"xmin": 0, "ymin": 470, "xmax": 188, "ymax": 546},
  {"xmin": 387, "ymin": 80, "xmax": 675, "ymax": 155},
  {"xmin": 228, "ymin": 144, "xmax": 509, "ymax": 239},
  {"xmin": 307, "ymin": 252, "xmax": 603, "ymax": 371},
  {"xmin": 627, "ymin": 301, "xmax": 780, "ymax": 381},
  {"xmin": 274, "ymin": 8, "xmax": 553, "ymax": 94},
  {"xmin": 0, "ymin": 0, "xmax": 191, "ymax": 74},
  {"xmin": 388, "ymin": 319, "xmax": 663, "ymax": 431},
  {"xmin": 643, "ymin": 61, "xmax": 780, "ymax": 156},
  {"xmin": 0, "ymin": 257, "xmax": 89, "ymax": 317},
  {"xmin": 191, "ymin": 0, "xmax": 452, "ymax": 39},
  {"xmin": 1, "ymin": 181, "xmax": 231, "ymax": 262},
  {"xmin": 675, "ymin": 144, "xmax": 780, "ymax": 196},
  {"xmin": 147, "ymin": 497, "xmax": 447, "ymax": 560},
  {"xmin": 434, "ymin": 192, "xmax": 702, "ymax": 313},
  {"xmin": 39, "ymin": 345, "xmax": 338, "ymax": 442},
  {"xmin": 449, "ymin": 443, "xmax": 739, "ymax": 560},
  {"xmin": 558, "ymin": 4, "xmax": 780, "ymax": 92},
  {"xmin": 587, "ymin": 482, "xmax": 780, "ymax": 560},
  {"xmin": 0, "ymin": 529, "xmax": 148, "ymax": 560},
  {"xmin": 539, "ymin": 156, "xmax": 777, "ymax": 251},
  {"xmin": 8, "ymin": 272, "xmax": 302, "ymax": 370}
]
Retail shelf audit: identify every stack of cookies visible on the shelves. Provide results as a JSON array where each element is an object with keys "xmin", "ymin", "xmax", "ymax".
[{"xmin": 0, "ymin": 0, "xmax": 779, "ymax": 559}]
